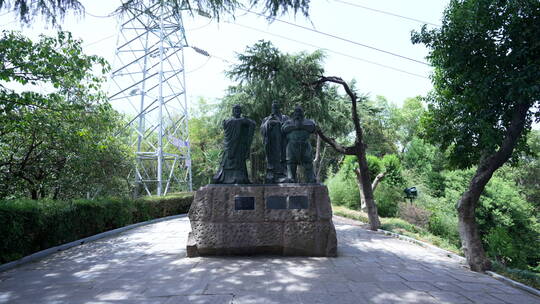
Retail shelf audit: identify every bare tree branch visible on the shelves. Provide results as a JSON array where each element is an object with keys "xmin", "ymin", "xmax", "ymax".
[
  {"xmin": 310, "ymin": 75, "xmax": 381, "ymax": 230},
  {"xmin": 371, "ymin": 171, "xmax": 386, "ymax": 192},
  {"xmin": 315, "ymin": 126, "xmax": 357, "ymax": 155}
]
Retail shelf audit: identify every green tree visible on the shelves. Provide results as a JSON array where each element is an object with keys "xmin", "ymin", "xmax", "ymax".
[
  {"xmin": 0, "ymin": 31, "xmax": 131, "ymax": 199},
  {"xmin": 391, "ymin": 96, "xmax": 425, "ymax": 152},
  {"xmin": 509, "ymin": 130, "xmax": 540, "ymax": 212},
  {"xmin": 429, "ymin": 169, "xmax": 539, "ymax": 269},
  {"xmin": 402, "ymin": 137, "xmax": 447, "ymax": 197},
  {"xmin": 188, "ymin": 98, "xmax": 222, "ymax": 189},
  {"xmin": 326, "ymin": 155, "xmax": 359, "ymax": 209},
  {"xmin": 221, "ymin": 40, "xmax": 352, "ymax": 182},
  {"xmin": 360, "ymin": 96, "xmax": 399, "ymax": 157},
  {"xmin": 225, "ymin": 41, "xmax": 350, "ymax": 133},
  {"xmin": 412, "ymin": 0, "xmax": 540, "ymax": 271}
]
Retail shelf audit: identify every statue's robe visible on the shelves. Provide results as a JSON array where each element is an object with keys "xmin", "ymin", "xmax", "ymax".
[
  {"xmin": 260, "ymin": 113, "xmax": 288, "ymax": 183},
  {"xmin": 212, "ymin": 116, "xmax": 255, "ymax": 184}
]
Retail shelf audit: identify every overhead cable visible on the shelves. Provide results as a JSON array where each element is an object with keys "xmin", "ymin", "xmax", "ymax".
[
  {"xmin": 185, "ymin": 19, "xmax": 212, "ymax": 31},
  {"xmin": 240, "ymin": 9, "xmax": 430, "ymax": 66},
  {"xmin": 228, "ymin": 21, "xmax": 428, "ymax": 79},
  {"xmin": 186, "ymin": 57, "xmax": 211, "ymax": 73},
  {"xmin": 85, "ymin": 11, "xmax": 116, "ymax": 18},
  {"xmin": 334, "ymin": 0, "xmax": 440, "ymax": 27},
  {"xmin": 0, "ymin": 19, "xmax": 16, "ymax": 27},
  {"xmin": 83, "ymin": 34, "xmax": 116, "ymax": 47}
]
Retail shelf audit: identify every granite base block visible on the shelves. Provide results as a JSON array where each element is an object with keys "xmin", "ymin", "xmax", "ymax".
[{"xmin": 187, "ymin": 183, "xmax": 337, "ymax": 257}]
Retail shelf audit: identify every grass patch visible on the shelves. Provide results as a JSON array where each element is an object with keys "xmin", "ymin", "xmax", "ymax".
[
  {"xmin": 334, "ymin": 204, "xmax": 462, "ymax": 254},
  {"xmin": 332, "ymin": 205, "xmax": 369, "ymax": 223},
  {"xmin": 380, "ymin": 217, "xmax": 462, "ymax": 255},
  {"xmin": 492, "ymin": 262, "xmax": 540, "ymax": 290}
]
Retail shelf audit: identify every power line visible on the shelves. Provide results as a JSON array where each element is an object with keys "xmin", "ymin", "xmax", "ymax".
[
  {"xmin": 186, "ymin": 57, "xmax": 211, "ymax": 73},
  {"xmin": 206, "ymin": 53, "xmax": 235, "ymax": 64},
  {"xmin": 83, "ymin": 34, "xmax": 116, "ymax": 47},
  {"xmin": 240, "ymin": 9, "xmax": 430, "ymax": 66},
  {"xmin": 85, "ymin": 11, "xmax": 115, "ymax": 18},
  {"xmin": 185, "ymin": 19, "xmax": 212, "ymax": 31},
  {"xmin": 0, "ymin": 19, "xmax": 16, "ymax": 27},
  {"xmin": 191, "ymin": 46, "xmax": 235, "ymax": 64},
  {"xmin": 0, "ymin": 11, "xmax": 13, "ymax": 18},
  {"xmin": 334, "ymin": 0, "xmax": 440, "ymax": 27},
  {"xmin": 228, "ymin": 21, "xmax": 428, "ymax": 79}
]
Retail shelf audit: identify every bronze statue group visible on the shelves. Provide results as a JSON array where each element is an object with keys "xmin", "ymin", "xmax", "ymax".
[{"xmin": 212, "ymin": 103, "xmax": 317, "ymax": 185}]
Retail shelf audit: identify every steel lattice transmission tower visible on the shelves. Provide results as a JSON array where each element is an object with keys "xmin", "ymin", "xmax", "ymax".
[{"xmin": 109, "ymin": 1, "xmax": 193, "ymax": 196}]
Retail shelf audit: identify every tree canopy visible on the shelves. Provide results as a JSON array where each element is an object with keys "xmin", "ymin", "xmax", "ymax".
[
  {"xmin": 224, "ymin": 40, "xmax": 351, "ymax": 137},
  {"xmin": 0, "ymin": 31, "xmax": 131, "ymax": 199},
  {"xmin": 217, "ymin": 40, "xmax": 352, "ymax": 183},
  {"xmin": 413, "ymin": 0, "xmax": 540, "ymax": 168},
  {"xmin": 412, "ymin": 0, "xmax": 540, "ymax": 271}
]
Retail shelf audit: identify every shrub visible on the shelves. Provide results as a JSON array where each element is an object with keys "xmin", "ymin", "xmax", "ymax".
[
  {"xmin": 380, "ymin": 154, "xmax": 404, "ymax": 187},
  {"xmin": 398, "ymin": 202, "xmax": 431, "ymax": 228},
  {"xmin": 427, "ymin": 209, "xmax": 460, "ymax": 247},
  {"xmin": 478, "ymin": 177, "xmax": 540, "ymax": 268},
  {"xmin": 426, "ymin": 168, "xmax": 540, "ymax": 269},
  {"xmin": 327, "ymin": 154, "xmax": 404, "ymax": 212},
  {"xmin": 326, "ymin": 156, "xmax": 360, "ymax": 209},
  {"xmin": 373, "ymin": 183, "xmax": 401, "ymax": 217},
  {"xmin": 0, "ymin": 193, "xmax": 193, "ymax": 264},
  {"xmin": 327, "ymin": 175, "xmax": 359, "ymax": 209}
]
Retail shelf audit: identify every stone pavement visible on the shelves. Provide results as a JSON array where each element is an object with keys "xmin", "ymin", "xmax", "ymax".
[{"xmin": 1, "ymin": 216, "xmax": 539, "ymax": 304}]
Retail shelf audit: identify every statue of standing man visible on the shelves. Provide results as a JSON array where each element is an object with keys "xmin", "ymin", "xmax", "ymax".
[
  {"xmin": 282, "ymin": 105, "xmax": 317, "ymax": 183},
  {"xmin": 260, "ymin": 102, "xmax": 289, "ymax": 183},
  {"xmin": 212, "ymin": 105, "xmax": 255, "ymax": 184}
]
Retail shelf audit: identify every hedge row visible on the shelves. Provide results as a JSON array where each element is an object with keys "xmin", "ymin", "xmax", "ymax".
[{"xmin": 0, "ymin": 193, "xmax": 193, "ymax": 264}]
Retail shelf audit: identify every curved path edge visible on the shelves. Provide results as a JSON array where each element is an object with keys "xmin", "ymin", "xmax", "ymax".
[
  {"xmin": 372, "ymin": 222, "xmax": 540, "ymax": 297},
  {"xmin": 0, "ymin": 214, "xmax": 188, "ymax": 273},
  {"xmin": 332, "ymin": 215, "xmax": 540, "ymax": 297}
]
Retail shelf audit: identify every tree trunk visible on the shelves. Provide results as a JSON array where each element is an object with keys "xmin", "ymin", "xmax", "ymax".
[
  {"xmin": 356, "ymin": 148, "xmax": 381, "ymax": 230},
  {"xmin": 457, "ymin": 175, "xmax": 492, "ymax": 272},
  {"xmin": 371, "ymin": 172, "xmax": 386, "ymax": 193},
  {"xmin": 457, "ymin": 103, "xmax": 529, "ymax": 272},
  {"xmin": 311, "ymin": 76, "xmax": 381, "ymax": 230},
  {"xmin": 316, "ymin": 146, "xmax": 326, "ymax": 180},
  {"xmin": 355, "ymin": 166, "xmax": 385, "ymax": 212},
  {"xmin": 30, "ymin": 189, "xmax": 38, "ymax": 200},
  {"xmin": 354, "ymin": 168, "xmax": 367, "ymax": 211},
  {"xmin": 53, "ymin": 187, "xmax": 60, "ymax": 200},
  {"xmin": 313, "ymin": 135, "xmax": 321, "ymax": 181}
]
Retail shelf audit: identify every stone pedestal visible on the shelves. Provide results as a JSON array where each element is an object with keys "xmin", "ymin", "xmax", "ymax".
[{"xmin": 187, "ymin": 184, "xmax": 337, "ymax": 257}]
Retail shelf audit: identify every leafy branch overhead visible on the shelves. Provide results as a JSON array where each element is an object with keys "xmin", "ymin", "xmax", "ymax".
[
  {"xmin": 0, "ymin": 0, "xmax": 83, "ymax": 25},
  {"xmin": 118, "ymin": 0, "xmax": 310, "ymax": 20},
  {"xmin": 0, "ymin": 0, "xmax": 311, "ymax": 26},
  {"xmin": 0, "ymin": 31, "xmax": 109, "ymax": 131}
]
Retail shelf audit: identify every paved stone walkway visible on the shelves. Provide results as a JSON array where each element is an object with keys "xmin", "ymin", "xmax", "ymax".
[{"xmin": 1, "ymin": 216, "xmax": 539, "ymax": 304}]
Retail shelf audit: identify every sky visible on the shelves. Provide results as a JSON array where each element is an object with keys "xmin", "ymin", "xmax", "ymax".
[{"xmin": 0, "ymin": 0, "xmax": 450, "ymax": 111}]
